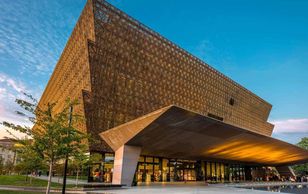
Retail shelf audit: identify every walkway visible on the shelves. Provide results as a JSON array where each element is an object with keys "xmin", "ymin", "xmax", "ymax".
[
  {"xmin": 33, "ymin": 175, "xmax": 87, "ymax": 185},
  {"xmin": 226, "ymin": 181, "xmax": 308, "ymax": 188},
  {"xmin": 85, "ymin": 184, "xmax": 287, "ymax": 194},
  {"xmin": 3, "ymin": 180, "xmax": 305, "ymax": 193},
  {"xmin": 0, "ymin": 184, "xmax": 285, "ymax": 194},
  {"xmin": 0, "ymin": 184, "xmax": 294, "ymax": 194},
  {"xmin": 0, "ymin": 185, "xmax": 85, "ymax": 193}
]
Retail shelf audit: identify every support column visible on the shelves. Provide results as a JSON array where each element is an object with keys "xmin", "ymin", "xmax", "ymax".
[{"xmin": 112, "ymin": 145, "xmax": 141, "ymax": 186}]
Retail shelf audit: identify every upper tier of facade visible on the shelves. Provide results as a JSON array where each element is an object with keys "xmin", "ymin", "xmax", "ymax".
[{"xmin": 38, "ymin": 0, "xmax": 274, "ymax": 152}]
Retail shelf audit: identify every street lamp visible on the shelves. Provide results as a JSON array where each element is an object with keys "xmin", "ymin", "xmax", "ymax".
[{"xmin": 62, "ymin": 105, "xmax": 73, "ymax": 194}]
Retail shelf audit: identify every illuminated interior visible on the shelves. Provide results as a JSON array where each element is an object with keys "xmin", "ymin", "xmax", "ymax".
[{"xmin": 204, "ymin": 138, "xmax": 307, "ymax": 165}]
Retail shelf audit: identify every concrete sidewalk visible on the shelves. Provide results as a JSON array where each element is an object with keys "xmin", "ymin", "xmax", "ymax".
[
  {"xmin": 226, "ymin": 181, "xmax": 308, "ymax": 188},
  {"xmin": 0, "ymin": 184, "xmax": 285, "ymax": 194},
  {"xmin": 0, "ymin": 185, "xmax": 85, "ymax": 193},
  {"xmin": 32, "ymin": 175, "xmax": 87, "ymax": 185},
  {"xmin": 85, "ymin": 184, "xmax": 286, "ymax": 194},
  {"xmin": 1, "ymin": 179, "xmax": 300, "ymax": 194}
]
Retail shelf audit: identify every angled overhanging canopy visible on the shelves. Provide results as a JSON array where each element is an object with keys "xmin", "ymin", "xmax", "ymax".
[{"xmin": 100, "ymin": 105, "xmax": 308, "ymax": 166}]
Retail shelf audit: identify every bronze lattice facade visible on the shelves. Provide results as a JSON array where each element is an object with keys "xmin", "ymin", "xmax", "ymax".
[{"xmin": 38, "ymin": 0, "xmax": 274, "ymax": 153}]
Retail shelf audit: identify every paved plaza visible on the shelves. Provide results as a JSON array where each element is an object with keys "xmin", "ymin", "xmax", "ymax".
[
  {"xmin": 34, "ymin": 175, "xmax": 87, "ymax": 185},
  {"xmin": 2, "ymin": 181, "xmax": 304, "ymax": 194},
  {"xmin": 86, "ymin": 184, "xmax": 285, "ymax": 194}
]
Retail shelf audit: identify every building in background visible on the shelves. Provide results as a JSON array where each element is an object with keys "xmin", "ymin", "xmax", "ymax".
[
  {"xmin": 37, "ymin": 0, "xmax": 308, "ymax": 186},
  {"xmin": 0, "ymin": 138, "xmax": 19, "ymax": 166}
]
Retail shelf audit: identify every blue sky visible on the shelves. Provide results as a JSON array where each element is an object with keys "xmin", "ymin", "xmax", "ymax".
[{"xmin": 0, "ymin": 0, "xmax": 308, "ymax": 143}]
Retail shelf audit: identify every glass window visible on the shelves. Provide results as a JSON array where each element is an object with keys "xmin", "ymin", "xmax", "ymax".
[
  {"xmin": 136, "ymin": 163, "xmax": 145, "ymax": 182},
  {"xmin": 221, "ymin": 163, "xmax": 225, "ymax": 180},
  {"xmin": 206, "ymin": 162, "xmax": 211, "ymax": 177},
  {"xmin": 154, "ymin": 164, "xmax": 161, "ymax": 182},
  {"xmin": 162, "ymin": 159, "xmax": 169, "ymax": 182},
  {"xmin": 201, "ymin": 161, "xmax": 205, "ymax": 180},
  {"xmin": 91, "ymin": 153, "xmax": 103, "ymax": 163},
  {"xmin": 154, "ymin": 157, "xmax": 159, "ymax": 163},
  {"xmin": 104, "ymin": 153, "xmax": 114, "ymax": 162},
  {"xmin": 146, "ymin": 157, "xmax": 153, "ymax": 163},
  {"xmin": 216, "ymin": 163, "xmax": 220, "ymax": 177},
  {"xmin": 211, "ymin": 163, "xmax": 216, "ymax": 177},
  {"xmin": 145, "ymin": 164, "xmax": 153, "ymax": 182},
  {"xmin": 138, "ymin": 156, "xmax": 145, "ymax": 162}
]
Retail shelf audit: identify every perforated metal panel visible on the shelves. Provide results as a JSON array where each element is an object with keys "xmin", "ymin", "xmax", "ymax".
[{"xmin": 38, "ymin": 0, "xmax": 274, "ymax": 152}]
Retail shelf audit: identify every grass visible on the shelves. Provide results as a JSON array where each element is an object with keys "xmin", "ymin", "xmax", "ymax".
[
  {"xmin": 0, "ymin": 175, "xmax": 73, "ymax": 188},
  {"xmin": 0, "ymin": 191, "xmax": 45, "ymax": 194},
  {"xmin": 66, "ymin": 175, "xmax": 88, "ymax": 180}
]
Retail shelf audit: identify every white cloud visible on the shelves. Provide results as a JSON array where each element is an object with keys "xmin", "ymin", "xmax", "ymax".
[
  {"xmin": 0, "ymin": 0, "xmax": 79, "ymax": 76},
  {"xmin": 272, "ymin": 118, "xmax": 308, "ymax": 134},
  {"xmin": 0, "ymin": 73, "xmax": 26, "ymax": 93},
  {"xmin": 0, "ymin": 0, "xmax": 84, "ymax": 138},
  {"xmin": 0, "ymin": 87, "xmax": 6, "ymax": 97},
  {"xmin": 0, "ymin": 73, "xmax": 33, "ymax": 139},
  {"xmin": 0, "ymin": 113, "xmax": 31, "ymax": 140}
]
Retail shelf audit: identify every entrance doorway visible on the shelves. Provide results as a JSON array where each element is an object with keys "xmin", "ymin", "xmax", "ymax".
[
  {"xmin": 177, "ymin": 169, "xmax": 196, "ymax": 181},
  {"xmin": 135, "ymin": 157, "xmax": 198, "ymax": 183},
  {"xmin": 135, "ymin": 156, "xmax": 161, "ymax": 182},
  {"xmin": 174, "ymin": 160, "xmax": 196, "ymax": 181}
]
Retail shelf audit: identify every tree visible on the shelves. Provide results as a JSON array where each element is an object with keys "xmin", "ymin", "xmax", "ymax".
[
  {"xmin": 69, "ymin": 152, "xmax": 90, "ymax": 187},
  {"xmin": 1, "ymin": 94, "xmax": 89, "ymax": 194},
  {"xmin": 14, "ymin": 140, "xmax": 45, "ymax": 184},
  {"xmin": 297, "ymin": 137, "xmax": 308, "ymax": 150},
  {"xmin": 0, "ymin": 157, "xmax": 4, "ymax": 175},
  {"xmin": 0, "ymin": 138, "xmax": 18, "ymax": 175},
  {"xmin": 293, "ymin": 137, "xmax": 308, "ymax": 176},
  {"xmin": 4, "ymin": 159, "xmax": 14, "ymax": 175}
]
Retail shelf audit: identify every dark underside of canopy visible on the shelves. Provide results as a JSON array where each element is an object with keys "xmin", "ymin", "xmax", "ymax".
[{"xmin": 100, "ymin": 105, "xmax": 308, "ymax": 166}]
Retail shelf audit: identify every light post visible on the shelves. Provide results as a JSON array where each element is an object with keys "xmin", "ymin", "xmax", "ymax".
[{"xmin": 62, "ymin": 105, "xmax": 73, "ymax": 194}]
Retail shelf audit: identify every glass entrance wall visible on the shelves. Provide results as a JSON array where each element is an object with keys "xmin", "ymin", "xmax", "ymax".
[
  {"xmin": 229, "ymin": 164, "xmax": 246, "ymax": 182},
  {"xmin": 89, "ymin": 153, "xmax": 254, "ymax": 183},
  {"xmin": 88, "ymin": 152, "xmax": 114, "ymax": 182},
  {"xmin": 103, "ymin": 153, "xmax": 114, "ymax": 182},
  {"xmin": 134, "ymin": 156, "xmax": 254, "ymax": 183},
  {"xmin": 205, "ymin": 162, "xmax": 228, "ymax": 182},
  {"xmin": 136, "ymin": 156, "xmax": 161, "ymax": 182},
  {"xmin": 135, "ymin": 156, "xmax": 198, "ymax": 183},
  {"xmin": 162, "ymin": 159, "xmax": 169, "ymax": 182},
  {"xmin": 173, "ymin": 159, "xmax": 196, "ymax": 181}
]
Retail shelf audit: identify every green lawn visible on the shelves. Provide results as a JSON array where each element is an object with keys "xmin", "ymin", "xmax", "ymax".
[
  {"xmin": 0, "ymin": 191, "xmax": 45, "ymax": 194},
  {"xmin": 0, "ymin": 175, "xmax": 72, "ymax": 188},
  {"xmin": 66, "ymin": 175, "xmax": 88, "ymax": 180}
]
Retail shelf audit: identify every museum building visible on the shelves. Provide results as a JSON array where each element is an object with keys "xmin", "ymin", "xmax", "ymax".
[{"xmin": 37, "ymin": 0, "xmax": 308, "ymax": 186}]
